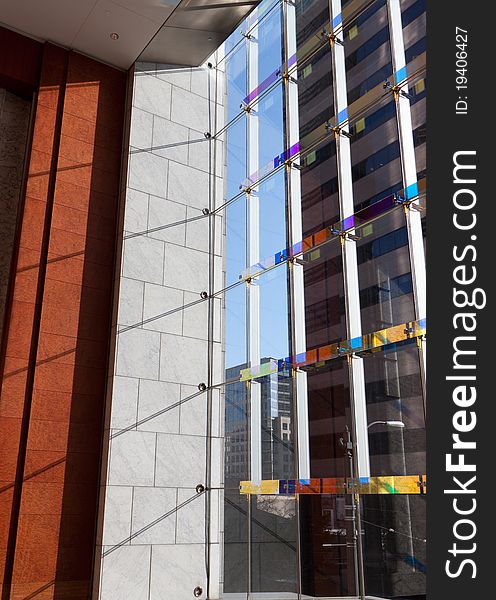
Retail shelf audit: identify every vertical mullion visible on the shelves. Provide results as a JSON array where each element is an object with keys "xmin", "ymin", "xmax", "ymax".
[
  {"xmin": 329, "ymin": 0, "xmax": 370, "ymax": 481},
  {"xmin": 387, "ymin": 0, "xmax": 427, "ymax": 376},
  {"xmin": 283, "ymin": 4, "xmax": 306, "ymax": 599},
  {"xmin": 283, "ymin": 0, "xmax": 311, "ymax": 483},
  {"xmin": 246, "ymin": 11, "xmax": 262, "ymax": 486},
  {"xmin": 328, "ymin": 1, "xmax": 367, "ymax": 597}
]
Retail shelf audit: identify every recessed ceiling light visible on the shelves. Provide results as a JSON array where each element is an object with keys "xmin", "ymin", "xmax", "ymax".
[{"xmin": 110, "ymin": 32, "xmax": 119, "ymax": 40}]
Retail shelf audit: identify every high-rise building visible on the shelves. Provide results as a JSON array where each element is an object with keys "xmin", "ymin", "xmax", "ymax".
[{"xmin": 0, "ymin": 0, "xmax": 425, "ymax": 598}]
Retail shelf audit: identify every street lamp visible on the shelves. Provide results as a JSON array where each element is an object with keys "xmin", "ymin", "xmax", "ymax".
[{"xmin": 367, "ymin": 420, "xmax": 405, "ymax": 429}]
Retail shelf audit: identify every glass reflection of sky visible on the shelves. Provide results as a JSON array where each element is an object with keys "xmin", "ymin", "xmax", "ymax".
[{"xmin": 224, "ymin": 1, "xmax": 289, "ymax": 369}]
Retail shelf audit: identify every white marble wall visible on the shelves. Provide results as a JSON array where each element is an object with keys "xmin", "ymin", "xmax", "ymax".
[{"xmin": 94, "ymin": 58, "xmax": 225, "ymax": 600}]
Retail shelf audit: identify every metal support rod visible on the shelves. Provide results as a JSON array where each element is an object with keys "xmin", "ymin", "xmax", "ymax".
[{"xmin": 246, "ymin": 7, "xmax": 263, "ymax": 484}]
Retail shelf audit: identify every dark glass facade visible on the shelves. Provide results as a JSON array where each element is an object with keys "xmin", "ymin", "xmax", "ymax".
[{"xmin": 221, "ymin": 0, "xmax": 426, "ymax": 597}]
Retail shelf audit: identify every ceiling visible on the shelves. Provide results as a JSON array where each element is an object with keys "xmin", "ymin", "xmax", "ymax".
[{"xmin": 0, "ymin": 0, "xmax": 260, "ymax": 70}]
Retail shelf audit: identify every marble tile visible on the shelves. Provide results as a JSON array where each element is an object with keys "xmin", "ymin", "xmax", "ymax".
[
  {"xmin": 116, "ymin": 328, "xmax": 161, "ymax": 380},
  {"xmin": 108, "ymin": 430, "xmax": 156, "ymax": 487},
  {"xmin": 137, "ymin": 379, "xmax": 181, "ymax": 434},
  {"xmin": 134, "ymin": 72, "xmax": 171, "ymax": 119},
  {"xmin": 167, "ymin": 160, "xmax": 209, "ymax": 210},
  {"xmin": 184, "ymin": 206, "xmax": 209, "ymax": 253},
  {"xmin": 129, "ymin": 107, "xmax": 153, "ymax": 150},
  {"xmin": 142, "ymin": 282, "xmax": 183, "ymax": 335},
  {"xmin": 208, "ymin": 490, "xmax": 220, "ymax": 545},
  {"xmin": 131, "ymin": 487, "xmax": 176, "ymax": 545},
  {"xmin": 117, "ymin": 277, "xmax": 143, "ymax": 328},
  {"xmin": 163, "ymin": 243, "xmax": 208, "ymax": 294},
  {"xmin": 135, "ymin": 62, "xmax": 156, "ymax": 74},
  {"xmin": 155, "ymin": 433, "xmax": 206, "ymax": 488},
  {"xmin": 101, "ymin": 486, "xmax": 133, "ymax": 545},
  {"xmin": 159, "ymin": 333, "xmax": 208, "ymax": 386},
  {"xmin": 182, "ymin": 292, "xmax": 221, "ymax": 342},
  {"xmin": 209, "ymin": 388, "xmax": 222, "ymax": 439},
  {"xmin": 152, "ymin": 116, "xmax": 189, "ymax": 164},
  {"xmin": 170, "ymin": 85, "xmax": 209, "ymax": 132},
  {"xmin": 122, "ymin": 235, "xmax": 164, "ymax": 285},
  {"xmin": 110, "ymin": 375, "xmax": 139, "ymax": 430},
  {"xmin": 124, "ymin": 188, "xmax": 148, "ymax": 234},
  {"xmin": 150, "ymin": 544, "xmax": 206, "ymax": 600},
  {"xmin": 187, "ymin": 132, "xmax": 210, "ymax": 174},
  {"xmin": 156, "ymin": 66, "xmax": 191, "ymax": 91},
  {"xmin": 179, "ymin": 384, "xmax": 206, "ymax": 437},
  {"xmin": 100, "ymin": 545, "xmax": 150, "ymax": 600},
  {"xmin": 208, "ymin": 542, "xmax": 222, "ymax": 598},
  {"xmin": 209, "ymin": 437, "xmax": 224, "ymax": 490},
  {"xmin": 190, "ymin": 67, "xmax": 210, "ymax": 99},
  {"xmin": 175, "ymin": 488, "xmax": 205, "ymax": 544},
  {"xmin": 128, "ymin": 150, "xmax": 168, "ymax": 199},
  {"xmin": 147, "ymin": 196, "xmax": 186, "ymax": 245}
]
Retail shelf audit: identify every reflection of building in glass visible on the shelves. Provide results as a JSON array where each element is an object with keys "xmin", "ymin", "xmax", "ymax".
[
  {"xmin": 225, "ymin": 361, "xmax": 294, "ymax": 483},
  {"xmin": 223, "ymin": 0, "xmax": 426, "ymax": 598},
  {"xmin": 0, "ymin": 0, "xmax": 426, "ymax": 596}
]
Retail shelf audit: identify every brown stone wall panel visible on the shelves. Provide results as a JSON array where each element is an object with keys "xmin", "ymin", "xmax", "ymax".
[
  {"xmin": 29, "ymin": 390, "xmax": 102, "ymax": 426},
  {"xmin": 0, "ymin": 25, "xmax": 42, "ymax": 97},
  {"xmin": 0, "ymin": 417, "xmax": 22, "ymax": 483},
  {"xmin": 44, "ymin": 254, "xmax": 113, "ymax": 292},
  {"xmin": 35, "ymin": 333, "xmax": 107, "ymax": 370},
  {"xmin": 10, "ymin": 546, "xmax": 58, "ymax": 584},
  {"xmin": 3, "ymin": 300, "xmax": 36, "ymax": 361},
  {"xmin": 54, "ymin": 180, "xmax": 117, "ymax": 219},
  {"xmin": 55, "ymin": 160, "xmax": 120, "ymax": 198},
  {"xmin": 0, "ymin": 360, "xmax": 28, "ymax": 420},
  {"xmin": 42, "ymin": 279, "xmax": 110, "ymax": 319},
  {"xmin": 2, "ymin": 44, "xmax": 126, "ymax": 597},
  {"xmin": 48, "ymin": 227, "xmax": 115, "ymax": 268}
]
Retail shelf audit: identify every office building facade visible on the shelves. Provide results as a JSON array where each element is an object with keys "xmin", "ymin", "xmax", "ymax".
[{"xmin": 0, "ymin": 0, "xmax": 425, "ymax": 598}]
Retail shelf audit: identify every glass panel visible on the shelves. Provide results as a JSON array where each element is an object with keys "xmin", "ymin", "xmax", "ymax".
[
  {"xmin": 225, "ymin": 39, "xmax": 248, "ymax": 124},
  {"xmin": 256, "ymin": 2, "xmax": 283, "ymax": 85},
  {"xmin": 250, "ymin": 82, "xmax": 285, "ymax": 172},
  {"xmin": 300, "ymin": 136, "xmax": 339, "ymax": 237},
  {"xmin": 364, "ymin": 341, "xmax": 425, "ymax": 476},
  {"xmin": 362, "ymin": 495, "xmax": 426, "ymax": 597},
  {"xmin": 224, "ymin": 374, "xmax": 250, "ymax": 595},
  {"xmin": 257, "ymin": 266, "xmax": 296, "ymax": 482},
  {"xmin": 302, "ymin": 233, "xmax": 346, "ymax": 349},
  {"xmin": 224, "ymin": 491, "xmax": 249, "ymax": 595},
  {"xmin": 300, "ymin": 359, "xmax": 358, "ymax": 597},
  {"xmin": 259, "ymin": 263, "xmax": 290, "ymax": 361},
  {"xmin": 401, "ymin": 0, "xmax": 426, "ymax": 66},
  {"xmin": 362, "ymin": 342, "xmax": 426, "ymax": 597},
  {"xmin": 297, "ymin": 45, "xmax": 334, "ymax": 140},
  {"xmin": 223, "ymin": 194, "xmax": 247, "ymax": 290},
  {"xmin": 350, "ymin": 94, "xmax": 403, "ymax": 210},
  {"xmin": 411, "ymin": 75, "xmax": 426, "ymax": 184},
  {"xmin": 257, "ymin": 169, "xmax": 287, "ymax": 261},
  {"xmin": 225, "ymin": 284, "xmax": 247, "ymax": 371},
  {"xmin": 344, "ymin": 0, "xmax": 392, "ymax": 105},
  {"xmin": 250, "ymin": 494, "xmax": 298, "ymax": 594},
  {"xmin": 224, "ymin": 115, "xmax": 247, "ymax": 201},
  {"xmin": 259, "ymin": 370, "xmax": 295, "ymax": 481},
  {"xmin": 301, "ymin": 494, "xmax": 358, "ymax": 596},
  {"xmin": 356, "ymin": 207, "xmax": 415, "ymax": 333},
  {"xmin": 295, "ymin": 0, "xmax": 330, "ymax": 47}
]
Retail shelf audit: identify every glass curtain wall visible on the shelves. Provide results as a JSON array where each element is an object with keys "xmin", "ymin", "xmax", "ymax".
[{"xmin": 220, "ymin": 0, "xmax": 426, "ymax": 597}]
